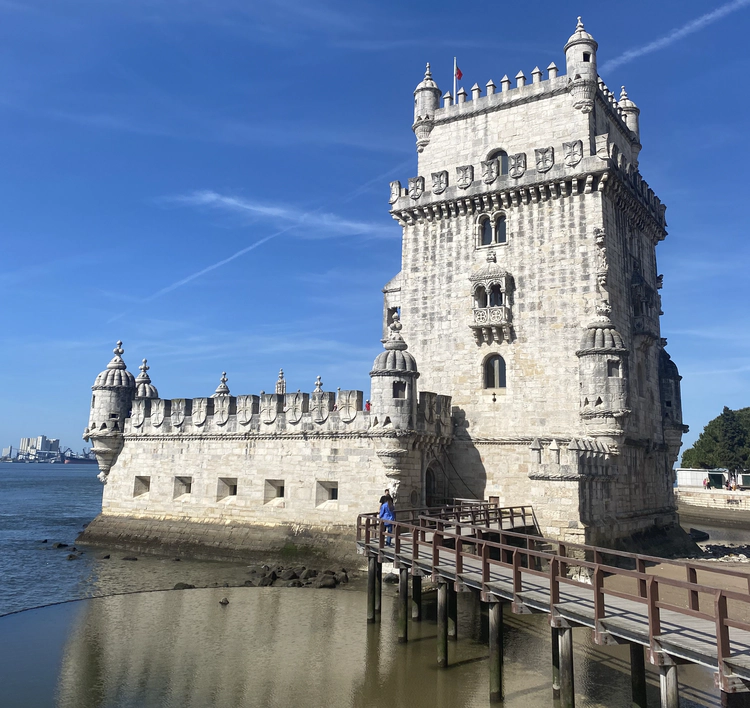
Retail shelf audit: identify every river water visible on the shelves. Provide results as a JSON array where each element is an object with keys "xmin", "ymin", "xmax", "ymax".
[{"xmin": 0, "ymin": 464, "xmax": 735, "ymax": 706}]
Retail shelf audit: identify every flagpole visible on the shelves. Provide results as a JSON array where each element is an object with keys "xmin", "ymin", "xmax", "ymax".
[{"xmin": 453, "ymin": 56, "xmax": 457, "ymax": 103}]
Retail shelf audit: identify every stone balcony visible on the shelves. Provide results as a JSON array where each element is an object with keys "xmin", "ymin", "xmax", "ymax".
[{"xmin": 470, "ymin": 306, "xmax": 512, "ymax": 344}]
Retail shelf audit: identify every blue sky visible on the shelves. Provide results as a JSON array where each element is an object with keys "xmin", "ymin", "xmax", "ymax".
[{"xmin": 0, "ymin": 0, "xmax": 748, "ymax": 460}]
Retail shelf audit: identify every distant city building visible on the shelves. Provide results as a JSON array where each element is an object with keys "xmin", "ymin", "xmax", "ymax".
[
  {"xmin": 18, "ymin": 435, "xmax": 60, "ymax": 460},
  {"xmin": 1, "ymin": 446, "xmax": 14, "ymax": 459}
]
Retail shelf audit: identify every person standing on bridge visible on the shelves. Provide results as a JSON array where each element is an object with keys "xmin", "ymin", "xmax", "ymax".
[{"xmin": 378, "ymin": 495, "xmax": 395, "ymax": 546}]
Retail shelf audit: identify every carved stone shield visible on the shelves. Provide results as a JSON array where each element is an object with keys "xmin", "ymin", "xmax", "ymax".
[
  {"xmin": 286, "ymin": 392, "xmax": 305, "ymax": 424},
  {"xmin": 260, "ymin": 394, "xmax": 277, "ymax": 424},
  {"xmin": 535, "ymin": 147, "xmax": 554, "ymax": 173},
  {"xmin": 431, "ymin": 170, "xmax": 448, "ymax": 195},
  {"xmin": 152, "ymin": 399, "xmax": 165, "ymax": 428},
  {"xmin": 338, "ymin": 390, "xmax": 358, "ymax": 423},
  {"xmin": 563, "ymin": 140, "xmax": 583, "ymax": 167},
  {"xmin": 131, "ymin": 399, "xmax": 145, "ymax": 428},
  {"xmin": 214, "ymin": 396, "xmax": 230, "ymax": 426},
  {"xmin": 408, "ymin": 176, "xmax": 424, "ymax": 200},
  {"xmin": 481, "ymin": 159, "xmax": 499, "ymax": 184},
  {"xmin": 171, "ymin": 399, "xmax": 187, "ymax": 427},
  {"xmin": 456, "ymin": 165, "xmax": 474, "ymax": 189},
  {"xmin": 192, "ymin": 398, "xmax": 208, "ymax": 426},
  {"xmin": 310, "ymin": 392, "xmax": 330, "ymax": 423},
  {"xmin": 508, "ymin": 153, "xmax": 526, "ymax": 179},
  {"xmin": 438, "ymin": 396, "xmax": 452, "ymax": 426},
  {"xmin": 388, "ymin": 180, "xmax": 401, "ymax": 204},
  {"xmin": 236, "ymin": 395, "xmax": 256, "ymax": 425}
]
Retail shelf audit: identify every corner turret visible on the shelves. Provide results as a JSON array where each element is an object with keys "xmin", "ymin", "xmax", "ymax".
[
  {"xmin": 135, "ymin": 359, "xmax": 159, "ymax": 399},
  {"xmin": 370, "ymin": 313, "xmax": 419, "ymax": 429},
  {"xmin": 618, "ymin": 86, "xmax": 640, "ymax": 140},
  {"xmin": 565, "ymin": 17, "xmax": 598, "ymax": 112},
  {"xmin": 83, "ymin": 341, "xmax": 136, "ymax": 482},
  {"xmin": 413, "ymin": 63, "xmax": 441, "ymax": 153}
]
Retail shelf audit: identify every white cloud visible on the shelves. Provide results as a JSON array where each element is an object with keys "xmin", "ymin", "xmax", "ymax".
[{"xmin": 601, "ymin": 0, "xmax": 750, "ymax": 73}]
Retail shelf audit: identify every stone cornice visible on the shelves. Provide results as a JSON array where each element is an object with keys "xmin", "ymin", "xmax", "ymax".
[{"xmin": 125, "ymin": 430, "xmax": 451, "ymax": 444}]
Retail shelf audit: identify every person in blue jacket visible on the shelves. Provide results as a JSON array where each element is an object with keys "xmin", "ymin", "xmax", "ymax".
[{"xmin": 378, "ymin": 496, "xmax": 396, "ymax": 546}]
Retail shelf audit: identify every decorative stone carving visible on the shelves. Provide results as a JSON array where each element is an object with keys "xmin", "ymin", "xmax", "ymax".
[
  {"xmin": 412, "ymin": 115, "xmax": 435, "ymax": 153},
  {"xmin": 563, "ymin": 140, "xmax": 583, "ymax": 167},
  {"xmin": 508, "ymin": 153, "xmax": 526, "ymax": 179},
  {"xmin": 481, "ymin": 159, "xmax": 499, "ymax": 184},
  {"xmin": 132, "ymin": 399, "xmax": 146, "ymax": 428},
  {"xmin": 375, "ymin": 444, "xmax": 410, "ymax": 474},
  {"xmin": 236, "ymin": 395, "xmax": 257, "ymax": 425},
  {"xmin": 431, "ymin": 171, "xmax": 448, "ymax": 195},
  {"xmin": 337, "ymin": 389, "xmax": 361, "ymax": 423},
  {"xmin": 456, "ymin": 165, "xmax": 474, "ymax": 189},
  {"xmin": 260, "ymin": 393, "xmax": 280, "ymax": 425},
  {"xmin": 569, "ymin": 77, "xmax": 595, "ymax": 113},
  {"xmin": 286, "ymin": 390, "xmax": 308, "ymax": 424},
  {"xmin": 389, "ymin": 180, "xmax": 401, "ymax": 204},
  {"xmin": 192, "ymin": 398, "xmax": 208, "ymax": 426},
  {"xmin": 275, "ymin": 370, "xmax": 286, "ymax": 395},
  {"xmin": 171, "ymin": 399, "xmax": 188, "ymax": 427},
  {"xmin": 469, "ymin": 251, "xmax": 514, "ymax": 344},
  {"xmin": 595, "ymin": 133, "xmax": 611, "ymax": 160},
  {"xmin": 152, "ymin": 399, "xmax": 166, "ymax": 427},
  {"xmin": 408, "ymin": 176, "xmax": 425, "ymax": 200},
  {"xmin": 535, "ymin": 147, "xmax": 554, "ymax": 173},
  {"xmin": 214, "ymin": 396, "xmax": 230, "ymax": 426},
  {"xmin": 594, "ymin": 227, "xmax": 608, "ymax": 289}
]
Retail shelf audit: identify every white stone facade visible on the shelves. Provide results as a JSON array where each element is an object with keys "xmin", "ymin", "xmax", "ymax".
[{"xmin": 81, "ymin": 19, "xmax": 687, "ymax": 557}]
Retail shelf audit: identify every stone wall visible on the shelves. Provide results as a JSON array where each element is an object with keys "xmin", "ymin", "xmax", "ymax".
[{"xmin": 677, "ymin": 489, "xmax": 750, "ymax": 512}]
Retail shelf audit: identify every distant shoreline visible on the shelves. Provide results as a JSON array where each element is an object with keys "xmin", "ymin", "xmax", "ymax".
[{"xmin": 678, "ymin": 502, "xmax": 750, "ymax": 530}]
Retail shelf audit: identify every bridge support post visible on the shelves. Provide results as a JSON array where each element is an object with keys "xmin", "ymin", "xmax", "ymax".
[
  {"xmin": 559, "ymin": 626, "xmax": 575, "ymax": 708},
  {"xmin": 374, "ymin": 561, "xmax": 382, "ymax": 617},
  {"xmin": 551, "ymin": 626, "xmax": 560, "ymax": 700},
  {"xmin": 721, "ymin": 691, "xmax": 750, "ymax": 707},
  {"xmin": 398, "ymin": 568, "xmax": 409, "ymax": 643},
  {"xmin": 630, "ymin": 643, "xmax": 647, "ymax": 708},
  {"xmin": 437, "ymin": 581, "xmax": 449, "ymax": 668},
  {"xmin": 489, "ymin": 600, "xmax": 504, "ymax": 703},
  {"xmin": 448, "ymin": 586, "xmax": 458, "ymax": 641},
  {"xmin": 367, "ymin": 555, "xmax": 377, "ymax": 624},
  {"xmin": 659, "ymin": 664, "xmax": 679, "ymax": 708},
  {"xmin": 412, "ymin": 574, "xmax": 422, "ymax": 621}
]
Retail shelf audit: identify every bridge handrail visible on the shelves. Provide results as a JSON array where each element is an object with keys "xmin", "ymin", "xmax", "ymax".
[{"xmin": 357, "ymin": 512, "xmax": 750, "ymax": 675}]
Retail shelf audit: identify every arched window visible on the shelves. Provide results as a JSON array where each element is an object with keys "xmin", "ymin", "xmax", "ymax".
[
  {"xmin": 489, "ymin": 285, "xmax": 503, "ymax": 307},
  {"xmin": 481, "ymin": 218, "xmax": 493, "ymax": 246},
  {"xmin": 495, "ymin": 215, "xmax": 507, "ymax": 244},
  {"xmin": 488, "ymin": 150, "xmax": 509, "ymax": 176},
  {"xmin": 484, "ymin": 355, "xmax": 506, "ymax": 389},
  {"xmin": 474, "ymin": 285, "xmax": 488, "ymax": 308}
]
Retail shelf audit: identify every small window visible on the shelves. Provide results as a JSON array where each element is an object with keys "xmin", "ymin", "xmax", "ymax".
[
  {"xmin": 133, "ymin": 476, "xmax": 151, "ymax": 497},
  {"xmin": 607, "ymin": 360, "xmax": 621, "ymax": 378},
  {"xmin": 264, "ymin": 479, "xmax": 285, "ymax": 505},
  {"xmin": 474, "ymin": 286, "xmax": 488, "ymax": 309},
  {"xmin": 109, "ymin": 413, "xmax": 119, "ymax": 420},
  {"xmin": 666, "ymin": 400, "xmax": 672, "ymax": 408},
  {"xmin": 484, "ymin": 355, "xmax": 507, "ymax": 389},
  {"xmin": 489, "ymin": 285, "xmax": 503, "ymax": 307},
  {"xmin": 393, "ymin": 381, "xmax": 406, "ymax": 399},
  {"xmin": 316, "ymin": 481, "xmax": 339, "ymax": 507},
  {"xmin": 91, "ymin": 395, "xmax": 96, "ymax": 408},
  {"xmin": 487, "ymin": 150, "xmax": 508, "ymax": 175},
  {"xmin": 481, "ymin": 218, "xmax": 493, "ymax": 246},
  {"xmin": 495, "ymin": 215, "xmax": 507, "ymax": 244},
  {"xmin": 174, "ymin": 476, "xmax": 192, "ymax": 498},
  {"xmin": 583, "ymin": 52, "xmax": 591, "ymax": 63},
  {"xmin": 217, "ymin": 477, "xmax": 238, "ymax": 501}
]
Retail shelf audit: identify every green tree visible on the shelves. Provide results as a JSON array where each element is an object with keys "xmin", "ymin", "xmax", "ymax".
[{"xmin": 682, "ymin": 406, "xmax": 750, "ymax": 471}]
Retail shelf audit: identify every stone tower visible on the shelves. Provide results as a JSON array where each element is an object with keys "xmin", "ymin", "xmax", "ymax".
[{"xmin": 386, "ymin": 19, "xmax": 687, "ymax": 546}]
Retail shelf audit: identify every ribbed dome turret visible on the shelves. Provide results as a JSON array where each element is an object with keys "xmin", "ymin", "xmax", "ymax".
[
  {"xmin": 134, "ymin": 359, "xmax": 158, "ymax": 399},
  {"xmin": 414, "ymin": 62, "xmax": 439, "ymax": 93},
  {"xmin": 577, "ymin": 303, "xmax": 627, "ymax": 354},
  {"xmin": 93, "ymin": 341, "xmax": 136, "ymax": 389},
  {"xmin": 371, "ymin": 314, "xmax": 419, "ymax": 376},
  {"xmin": 618, "ymin": 86, "xmax": 637, "ymax": 110},
  {"xmin": 564, "ymin": 16, "xmax": 598, "ymax": 51}
]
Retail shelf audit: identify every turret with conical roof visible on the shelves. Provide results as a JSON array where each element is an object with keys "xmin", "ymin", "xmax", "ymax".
[
  {"xmin": 412, "ymin": 63, "xmax": 441, "ymax": 153},
  {"xmin": 565, "ymin": 17, "xmax": 598, "ymax": 112},
  {"xmin": 84, "ymin": 341, "xmax": 137, "ymax": 482},
  {"xmin": 370, "ymin": 313, "xmax": 419, "ymax": 429}
]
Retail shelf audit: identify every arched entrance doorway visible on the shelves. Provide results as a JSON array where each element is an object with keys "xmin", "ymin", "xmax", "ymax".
[{"xmin": 425, "ymin": 464, "xmax": 444, "ymax": 507}]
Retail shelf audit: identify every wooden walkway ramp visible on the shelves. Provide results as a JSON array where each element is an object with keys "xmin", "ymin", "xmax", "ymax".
[{"xmin": 356, "ymin": 504, "xmax": 750, "ymax": 708}]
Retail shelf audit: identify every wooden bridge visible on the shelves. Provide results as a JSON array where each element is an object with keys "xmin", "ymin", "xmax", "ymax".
[{"xmin": 356, "ymin": 503, "xmax": 750, "ymax": 708}]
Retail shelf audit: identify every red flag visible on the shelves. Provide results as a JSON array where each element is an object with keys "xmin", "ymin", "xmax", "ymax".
[{"xmin": 455, "ymin": 66, "xmax": 463, "ymax": 80}]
